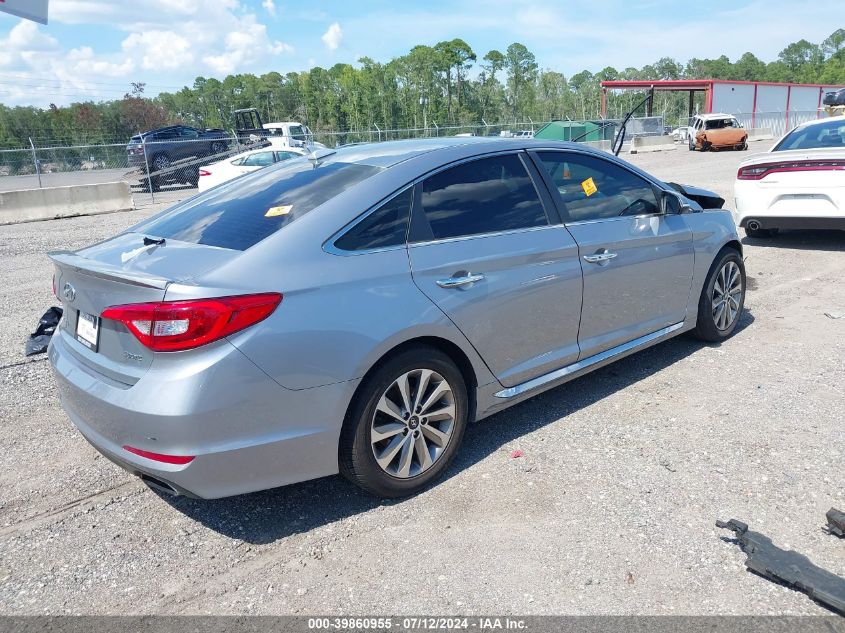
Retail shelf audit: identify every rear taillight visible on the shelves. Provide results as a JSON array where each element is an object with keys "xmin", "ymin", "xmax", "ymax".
[
  {"xmin": 198, "ymin": 169, "xmax": 211, "ymax": 177},
  {"xmin": 738, "ymin": 160, "xmax": 845, "ymax": 180},
  {"xmin": 101, "ymin": 293, "xmax": 281, "ymax": 352}
]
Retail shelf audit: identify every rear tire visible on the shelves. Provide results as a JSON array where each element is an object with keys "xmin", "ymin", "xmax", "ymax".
[
  {"xmin": 694, "ymin": 248, "xmax": 746, "ymax": 342},
  {"xmin": 339, "ymin": 346, "xmax": 468, "ymax": 498}
]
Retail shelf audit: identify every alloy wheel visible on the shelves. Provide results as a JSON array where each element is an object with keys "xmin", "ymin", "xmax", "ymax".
[
  {"xmin": 712, "ymin": 261, "xmax": 742, "ymax": 330},
  {"xmin": 370, "ymin": 369, "xmax": 455, "ymax": 479}
]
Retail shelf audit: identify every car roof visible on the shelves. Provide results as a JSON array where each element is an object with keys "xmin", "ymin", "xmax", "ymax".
[
  {"xmin": 323, "ymin": 136, "xmax": 586, "ymax": 168},
  {"xmin": 792, "ymin": 114, "xmax": 845, "ymax": 130},
  {"xmin": 697, "ymin": 113, "xmax": 736, "ymax": 120}
]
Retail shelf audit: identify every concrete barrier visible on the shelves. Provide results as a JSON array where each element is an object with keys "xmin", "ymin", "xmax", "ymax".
[
  {"xmin": 583, "ymin": 140, "xmax": 612, "ymax": 152},
  {"xmin": 629, "ymin": 135, "xmax": 677, "ymax": 154},
  {"xmin": 0, "ymin": 181, "xmax": 134, "ymax": 225},
  {"xmin": 747, "ymin": 127, "xmax": 774, "ymax": 141}
]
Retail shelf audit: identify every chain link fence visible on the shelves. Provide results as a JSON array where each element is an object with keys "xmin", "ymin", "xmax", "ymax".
[
  {"xmin": 8, "ymin": 111, "xmax": 804, "ymax": 211},
  {"xmin": 1, "ymin": 121, "xmax": 559, "ymax": 208}
]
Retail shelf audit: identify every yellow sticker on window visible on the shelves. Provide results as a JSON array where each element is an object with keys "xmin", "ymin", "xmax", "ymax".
[
  {"xmin": 265, "ymin": 205, "xmax": 292, "ymax": 218},
  {"xmin": 581, "ymin": 177, "xmax": 597, "ymax": 197}
]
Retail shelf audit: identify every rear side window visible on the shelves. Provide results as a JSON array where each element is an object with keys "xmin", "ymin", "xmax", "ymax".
[
  {"xmin": 537, "ymin": 151, "xmax": 659, "ymax": 222},
  {"xmin": 136, "ymin": 160, "xmax": 382, "ymax": 250},
  {"xmin": 334, "ymin": 188, "xmax": 412, "ymax": 252},
  {"xmin": 241, "ymin": 151, "xmax": 276, "ymax": 167},
  {"xmin": 418, "ymin": 154, "xmax": 548, "ymax": 240}
]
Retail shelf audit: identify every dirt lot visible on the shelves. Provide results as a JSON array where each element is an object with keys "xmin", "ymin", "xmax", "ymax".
[{"xmin": 1, "ymin": 141, "xmax": 843, "ymax": 615}]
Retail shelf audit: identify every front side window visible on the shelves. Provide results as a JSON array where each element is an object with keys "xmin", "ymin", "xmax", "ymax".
[
  {"xmin": 134, "ymin": 159, "xmax": 383, "ymax": 250},
  {"xmin": 537, "ymin": 151, "xmax": 660, "ymax": 222},
  {"xmin": 418, "ymin": 154, "xmax": 548, "ymax": 240},
  {"xmin": 334, "ymin": 188, "xmax": 413, "ymax": 252},
  {"xmin": 241, "ymin": 151, "xmax": 276, "ymax": 167},
  {"xmin": 179, "ymin": 127, "xmax": 200, "ymax": 138},
  {"xmin": 289, "ymin": 125, "xmax": 307, "ymax": 141}
]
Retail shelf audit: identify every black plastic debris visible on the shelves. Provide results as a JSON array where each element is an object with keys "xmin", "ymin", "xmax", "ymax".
[
  {"xmin": 827, "ymin": 508, "xmax": 845, "ymax": 538},
  {"xmin": 24, "ymin": 306, "xmax": 63, "ymax": 356},
  {"xmin": 717, "ymin": 518, "xmax": 845, "ymax": 615}
]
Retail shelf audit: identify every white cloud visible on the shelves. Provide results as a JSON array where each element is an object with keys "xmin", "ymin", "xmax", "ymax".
[
  {"xmin": 203, "ymin": 14, "xmax": 293, "ymax": 75},
  {"xmin": 321, "ymin": 22, "xmax": 343, "ymax": 51},
  {"xmin": 0, "ymin": 19, "xmax": 58, "ymax": 71},
  {"xmin": 122, "ymin": 31, "xmax": 193, "ymax": 71},
  {"xmin": 262, "ymin": 0, "xmax": 277, "ymax": 17},
  {"xmin": 0, "ymin": 1, "xmax": 295, "ymax": 105}
]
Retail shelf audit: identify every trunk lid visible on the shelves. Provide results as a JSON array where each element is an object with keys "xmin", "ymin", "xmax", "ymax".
[{"xmin": 49, "ymin": 232, "xmax": 240, "ymax": 385}]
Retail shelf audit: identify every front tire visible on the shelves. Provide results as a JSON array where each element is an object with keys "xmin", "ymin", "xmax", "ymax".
[
  {"xmin": 694, "ymin": 249, "xmax": 746, "ymax": 342},
  {"xmin": 210, "ymin": 140, "xmax": 226, "ymax": 155},
  {"xmin": 339, "ymin": 346, "xmax": 468, "ymax": 498}
]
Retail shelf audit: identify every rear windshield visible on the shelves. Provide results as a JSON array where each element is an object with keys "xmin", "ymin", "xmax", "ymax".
[
  {"xmin": 773, "ymin": 119, "xmax": 845, "ymax": 151},
  {"xmin": 134, "ymin": 159, "xmax": 382, "ymax": 250}
]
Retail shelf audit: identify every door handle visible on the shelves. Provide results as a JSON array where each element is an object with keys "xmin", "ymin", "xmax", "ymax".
[
  {"xmin": 582, "ymin": 251, "xmax": 617, "ymax": 264},
  {"xmin": 436, "ymin": 273, "xmax": 485, "ymax": 288}
]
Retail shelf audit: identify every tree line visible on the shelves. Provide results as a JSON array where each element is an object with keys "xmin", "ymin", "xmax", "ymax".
[{"xmin": 1, "ymin": 29, "xmax": 843, "ymax": 149}]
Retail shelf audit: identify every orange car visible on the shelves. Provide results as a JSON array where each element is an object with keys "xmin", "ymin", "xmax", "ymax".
[{"xmin": 688, "ymin": 114, "xmax": 748, "ymax": 151}]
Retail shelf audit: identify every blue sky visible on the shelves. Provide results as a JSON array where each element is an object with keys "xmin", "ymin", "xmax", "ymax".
[{"xmin": 0, "ymin": 0, "xmax": 841, "ymax": 106}]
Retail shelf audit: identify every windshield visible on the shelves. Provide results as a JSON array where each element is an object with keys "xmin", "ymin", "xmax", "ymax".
[
  {"xmin": 773, "ymin": 119, "xmax": 845, "ymax": 151},
  {"xmin": 132, "ymin": 158, "xmax": 383, "ymax": 251},
  {"xmin": 705, "ymin": 118, "xmax": 740, "ymax": 130}
]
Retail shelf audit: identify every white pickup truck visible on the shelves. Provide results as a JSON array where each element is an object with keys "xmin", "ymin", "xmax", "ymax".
[{"xmin": 262, "ymin": 121, "xmax": 326, "ymax": 149}]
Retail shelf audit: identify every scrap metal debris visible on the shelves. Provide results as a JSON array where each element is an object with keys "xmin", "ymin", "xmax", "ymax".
[
  {"xmin": 716, "ymin": 518, "xmax": 845, "ymax": 614},
  {"xmin": 24, "ymin": 306, "xmax": 63, "ymax": 356},
  {"xmin": 827, "ymin": 508, "xmax": 845, "ymax": 538}
]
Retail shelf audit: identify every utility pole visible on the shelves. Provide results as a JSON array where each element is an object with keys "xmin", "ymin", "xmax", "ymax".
[{"xmin": 420, "ymin": 96, "xmax": 429, "ymax": 137}]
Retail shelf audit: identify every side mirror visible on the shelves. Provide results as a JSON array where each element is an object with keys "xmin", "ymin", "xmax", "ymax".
[{"xmin": 662, "ymin": 191, "xmax": 693, "ymax": 215}]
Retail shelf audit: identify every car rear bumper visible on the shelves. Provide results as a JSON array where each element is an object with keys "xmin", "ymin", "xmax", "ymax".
[
  {"xmin": 736, "ymin": 216, "xmax": 845, "ymax": 230},
  {"xmin": 127, "ymin": 153, "xmax": 146, "ymax": 169},
  {"xmin": 734, "ymin": 181, "xmax": 844, "ymax": 230},
  {"xmin": 48, "ymin": 331, "xmax": 358, "ymax": 498}
]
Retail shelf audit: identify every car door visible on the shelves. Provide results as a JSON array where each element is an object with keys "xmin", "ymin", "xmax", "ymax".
[
  {"xmin": 407, "ymin": 152, "xmax": 583, "ymax": 388},
  {"xmin": 176, "ymin": 126, "xmax": 200, "ymax": 160},
  {"xmin": 531, "ymin": 150, "xmax": 694, "ymax": 359}
]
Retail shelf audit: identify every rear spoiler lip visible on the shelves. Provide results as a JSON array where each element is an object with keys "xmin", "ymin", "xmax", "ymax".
[{"xmin": 48, "ymin": 250, "xmax": 171, "ymax": 290}]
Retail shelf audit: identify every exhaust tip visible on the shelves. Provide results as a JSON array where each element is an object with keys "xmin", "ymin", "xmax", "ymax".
[
  {"xmin": 140, "ymin": 474, "xmax": 179, "ymax": 496},
  {"xmin": 747, "ymin": 220, "xmax": 761, "ymax": 231}
]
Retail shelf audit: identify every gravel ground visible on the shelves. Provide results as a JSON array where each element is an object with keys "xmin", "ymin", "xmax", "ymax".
[{"xmin": 0, "ymin": 142, "xmax": 843, "ymax": 616}]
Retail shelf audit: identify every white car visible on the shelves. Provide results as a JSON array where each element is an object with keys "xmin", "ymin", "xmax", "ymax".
[
  {"xmin": 734, "ymin": 116, "xmax": 845, "ymax": 237},
  {"xmin": 198, "ymin": 147, "xmax": 306, "ymax": 192}
]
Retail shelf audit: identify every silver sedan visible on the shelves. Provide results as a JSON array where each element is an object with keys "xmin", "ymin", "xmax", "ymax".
[{"xmin": 48, "ymin": 138, "xmax": 745, "ymax": 498}]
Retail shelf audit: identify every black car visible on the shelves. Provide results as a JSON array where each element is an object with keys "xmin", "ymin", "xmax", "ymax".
[
  {"xmin": 126, "ymin": 125, "xmax": 229, "ymax": 176},
  {"xmin": 823, "ymin": 88, "xmax": 845, "ymax": 107}
]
